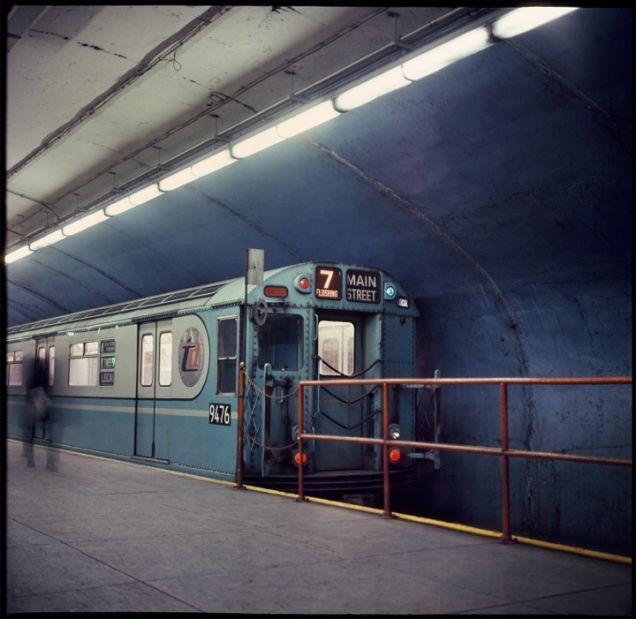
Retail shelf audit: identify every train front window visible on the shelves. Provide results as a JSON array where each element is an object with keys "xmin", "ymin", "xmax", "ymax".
[
  {"xmin": 318, "ymin": 320, "xmax": 355, "ymax": 376},
  {"xmin": 258, "ymin": 314, "xmax": 303, "ymax": 371}
]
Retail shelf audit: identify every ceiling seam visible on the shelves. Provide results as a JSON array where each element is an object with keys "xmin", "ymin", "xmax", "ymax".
[
  {"xmin": 186, "ymin": 186, "xmax": 304, "ymax": 262},
  {"xmin": 47, "ymin": 247, "xmax": 143, "ymax": 297},
  {"xmin": 6, "ymin": 279, "xmax": 71, "ymax": 313},
  {"xmin": 501, "ymin": 38, "xmax": 632, "ymax": 156},
  {"xmin": 6, "ymin": 5, "xmax": 232, "ymax": 181},
  {"xmin": 16, "ymin": 7, "xmax": 391, "ymax": 226}
]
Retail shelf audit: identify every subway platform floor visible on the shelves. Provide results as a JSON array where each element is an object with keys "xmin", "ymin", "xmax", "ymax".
[{"xmin": 4, "ymin": 439, "xmax": 632, "ymax": 614}]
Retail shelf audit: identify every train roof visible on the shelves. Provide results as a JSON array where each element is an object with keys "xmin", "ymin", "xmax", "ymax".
[{"xmin": 7, "ymin": 261, "xmax": 417, "ymax": 339}]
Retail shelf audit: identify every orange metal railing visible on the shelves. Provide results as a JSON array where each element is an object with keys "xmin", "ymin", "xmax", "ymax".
[{"xmin": 293, "ymin": 376, "xmax": 632, "ymax": 541}]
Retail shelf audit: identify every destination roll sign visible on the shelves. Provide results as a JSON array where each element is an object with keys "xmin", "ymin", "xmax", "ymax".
[{"xmin": 345, "ymin": 269, "xmax": 381, "ymax": 304}]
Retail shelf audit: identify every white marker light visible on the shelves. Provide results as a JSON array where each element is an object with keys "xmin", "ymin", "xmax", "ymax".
[
  {"xmin": 334, "ymin": 66, "xmax": 411, "ymax": 111},
  {"xmin": 276, "ymin": 101, "xmax": 341, "ymax": 138},
  {"xmin": 231, "ymin": 127, "xmax": 286, "ymax": 158},
  {"xmin": 159, "ymin": 167, "xmax": 198, "ymax": 191},
  {"xmin": 29, "ymin": 229, "xmax": 66, "ymax": 250},
  {"xmin": 492, "ymin": 7, "xmax": 579, "ymax": 39},
  {"xmin": 5, "ymin": 245, "xmax": 33, "ymax": 264},
  {"xmin": 191, "ymin": 149, "xmax": 236, "ymax": 178},
  {"xmin": 402, "ymin": 27, "xmax": 491, "ymax": 81},
  {"xmin": 62, "ymin": 209, "xmax": 109, "ymax": 236}
]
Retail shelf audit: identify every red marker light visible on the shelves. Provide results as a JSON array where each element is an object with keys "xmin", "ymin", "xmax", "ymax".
[
  {"xmin": 389, "ymin": 448, "xmax": 401, "ymax": 462},
  {"xmin": 294, "ymin": 451, "xmax": 308, "ymax": 465},
  {"xmin": 294, "ymin": 274, "xmax": 312, "ymax": 294}
]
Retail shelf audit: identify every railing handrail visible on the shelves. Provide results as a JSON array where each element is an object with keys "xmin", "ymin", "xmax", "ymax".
[
  {"xmin": 292, "ymin": 374, "xmax": 632, "ymax": 548},
  {"xmin": 299, "ymin": 376, "xmax": 632, "ymax": 387}
]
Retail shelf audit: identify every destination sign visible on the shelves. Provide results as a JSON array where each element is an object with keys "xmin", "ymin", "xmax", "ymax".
[
  {"xmin": 315, "ymin": 266, "xmax": 342, "ymax": 300},
  {"xmin": 346, "ymin": 269, "xmax": 381, "ymax": 304}
]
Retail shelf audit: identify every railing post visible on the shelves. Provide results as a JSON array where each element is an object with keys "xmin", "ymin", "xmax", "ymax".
[
  {"xmin": 235, "ymin": 362, "xmax": 246, "ymax": 489},
  {"xmin": 500, "ymin": 382, "xmax": 512, "ymax": 542},
  {"xmin": 382, "ymin": 382, "xmax": 392, "ymax": 518},
  {"xmin": 296, "ymin": 383, "xmax": 305, "ymax": 502}
]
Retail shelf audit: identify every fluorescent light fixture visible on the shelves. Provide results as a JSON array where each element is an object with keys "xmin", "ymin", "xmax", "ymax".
[
  {"xmin": 5, "ymin": 245, "xmax": 33, "ymax": 264},
  {"xmin": 129, "ymin": 184, "xmax": 162, "ymax": 205},
  {"xmin": 402, "ymin": 27, "xmax": 491, "ymax": 81},
  {"xmin": 191, "ymin": 149, "xmax": 236, "ymax": 178},
  {"xmin": 62, "ymin": 209, "xmax": 109, "ymax": 236},
  {"xmin": 159, "ymin": 167, "xmax": 198, "ymax": 191},
  {"xmin": 231, "ymin": 127, "xmax": 286, "ymax": 159},
  {"xmin": 29, "ymin": 228, "xmax": 66, "ymax": 250},
  {"xmin": 105, "ymin": 196, "xmax": 135, "ymax": 217},
  {"xmin": 276, "ymin": 101, "xmax": 342, "ymax": 138},
  {"xmin": 334, "ymin": 66, "xmax": 411, "ymax": 111},
  {"xmin": 492, "ymin": 7, "xmax": 579, "ymax": 39}
]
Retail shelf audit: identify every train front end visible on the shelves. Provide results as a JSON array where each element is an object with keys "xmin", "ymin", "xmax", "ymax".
[{"xmin": 242, "ymin": 262, "xmax": 422, "ymax": 495}]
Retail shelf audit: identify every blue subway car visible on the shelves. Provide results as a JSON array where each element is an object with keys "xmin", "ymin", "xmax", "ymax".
[{"xmin": 6, "ymin": 260, "xmax": 430, "ymax": 493}]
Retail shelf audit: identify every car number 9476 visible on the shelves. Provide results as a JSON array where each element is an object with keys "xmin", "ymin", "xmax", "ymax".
[{"xmin": 209, "ymin": 403, "xmax": 231, "ymax": 426}]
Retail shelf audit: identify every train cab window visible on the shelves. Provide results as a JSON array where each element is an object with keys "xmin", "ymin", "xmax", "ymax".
[
  {"xmin": 7, "ymin": 351, "xmax": 23, "ymax": 386},
  {"xmin": 318, "ymin": 321, "xmax": 355, "ymax": 376},
  {"xmin": 48, "ymin": 346, "xmax": 55, "ymax": 386},
  {"xmin": 217, "ymin": 317, "xmax": 238, "ymax": 393},
  {"xmin": 140, "ymin": 334, "xmax": 154, "ymax": 387},
  {"xmin": 158, "ymin": 332, "xmax": 172, "ymax": 387},
  {"xmin": 69, "ymin": 341, "xmax": 99, "ymax": 386},
  {"xmin": 258, "ymin": 314, "xmax": 303, "ymax": 371}
]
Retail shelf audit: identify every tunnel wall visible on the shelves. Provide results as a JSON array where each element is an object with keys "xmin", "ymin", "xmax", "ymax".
[{"xmin": 414, "ymin": 270, "xmax": 632, "ymax": 554}]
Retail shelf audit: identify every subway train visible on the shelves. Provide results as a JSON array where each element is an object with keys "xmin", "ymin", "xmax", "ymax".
[{"xmin": 6, "ymin": 259, "xmax": 439, "ymax": 494}]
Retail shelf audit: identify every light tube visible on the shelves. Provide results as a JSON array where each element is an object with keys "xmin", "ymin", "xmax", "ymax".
[
  {"xmin": 402, "ymin": 27, "xmax": 491, "ymax": 81},
  {"xmin": 492, "ymin": 7, "xmax": 579, "ymax": 39},
  {"xmin": 62, "ymin": 209, "xmax": 109, "ymax": 236},
  {"xmin": 29, "ymin": 228, "xmax": 66, "ymax": 250},
  {"xmin": 191, "ymin": 149, "xmax": 236, "ymax": 178},
  {"xmin": 105, "ymin": 196, "xmax": 135, "ymax": 217},
  {"xmin": 159, "ymin": 167, "xmax": 198, "ymax": 191},
  {"xmin": 129, "ymin": 184, "xmax": 162, "ymax": 205},
  {"xmin": 276, "ymin": 101, "xmax": 342, "ymax": 138},
  {"xmin": 334, "ymin": 66, "xmax": 411, "ymax": 111},
  {"xmin": 231, "ymin": 127, "xmax": 286, "ymax": 159},
  {"xmin": 5, "ymin": 245, "xmax": 33, "ymax": 264}
]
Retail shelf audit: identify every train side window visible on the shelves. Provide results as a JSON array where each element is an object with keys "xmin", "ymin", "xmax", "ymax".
[
  {"xmin": 69, "ymin": 341, "xmax": 99, "ymax": 386},
  {"xmin": 318, "ymin": 321, "xmax": 355, "ymax": 376},
  {"xmin": 217, "ymin": 317, "xmax": 237, "ymax": 393},
  {"xmin": 7, "ymin": 351, "xmax": 23, "ymax": 386},
  {"xmin": 48, "ymin": 346, "xmax": 55, "ymax": 386},
  {"xmin": 258, "ymin": 315, "xmax": 303, "ymax": 371},
  {"xmin": 140, "ymin": 334, "xmax": 154, "ymax": 387},
  {"xmin": 159, "ymin": 332, "xmax": 172, "ymax": 387}
]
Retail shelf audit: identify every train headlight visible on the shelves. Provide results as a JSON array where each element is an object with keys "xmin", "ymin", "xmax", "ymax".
[{"xmin": 388, "ymin": 423, "xmax": 400, "ymax": 440}]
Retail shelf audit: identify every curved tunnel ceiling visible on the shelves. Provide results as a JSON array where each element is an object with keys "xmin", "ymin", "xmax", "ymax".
[{"xmin": 4, "ymin": 6, "xmax": 632, "ymax": 360}]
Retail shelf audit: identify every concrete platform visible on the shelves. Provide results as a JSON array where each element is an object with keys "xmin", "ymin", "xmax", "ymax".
[{"xmin": 4, "ymin": 440, "xmax": 632, "ymax": 614}]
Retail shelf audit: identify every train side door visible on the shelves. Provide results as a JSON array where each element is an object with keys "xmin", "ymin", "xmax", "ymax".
[
  {"xmin": 134, "ymin": 320, "xmax": 171, "ymax": 458},
  {"xmin": 312, "ymin": 314, "xmax": 367, "ymax": 471}
]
